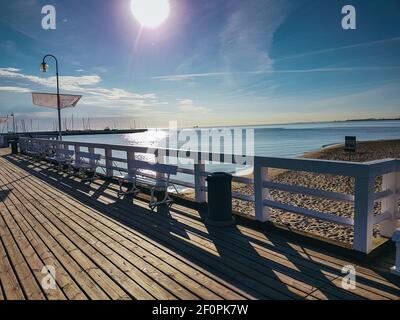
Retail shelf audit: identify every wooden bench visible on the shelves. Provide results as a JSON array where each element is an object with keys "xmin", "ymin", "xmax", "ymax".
[
  {"xmin": 70, "ymin": 151, "xmax": 101, "ymax": 181},
  {"xmin": 116, "ymin": 159, "xmax": 178, "ymax": 210},
  {"xmin": 25, "ymin": 142, "xmax": 43, "ymax": 160},
  {"xmin": 27, "ymin": 142, "xmax": 55, "ymax": 161},
  {"xmin": 46, "ymin": 148, "xmax": 75, "ymax": 172}
]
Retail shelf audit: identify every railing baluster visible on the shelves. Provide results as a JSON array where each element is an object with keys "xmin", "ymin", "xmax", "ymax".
[
  {"xmin": 127, "ymin": 151, "xmax": 136, "ymax": 172},
  {"xmin": 380, "ymin": 172, "xmax": 398, "ymax": 237},
  {"xmin": 105, "ymin": 147, "xmax": 113, "ymax": 177},
  {"xmin": 254, "ymin": 165, "xmax": 270, "ymax": 222},
  {"xmin": 194, "ymin": 160, "xmax": 206, "ymax": 203},
  {"xmin": 353, "ymin": 175, "xmax": 375, "ymax": 253}
]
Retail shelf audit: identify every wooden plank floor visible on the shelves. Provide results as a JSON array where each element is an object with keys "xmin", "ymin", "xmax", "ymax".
[{"xmin": 0, "ymin": 151, "xmax": 399, "ymax": 300}]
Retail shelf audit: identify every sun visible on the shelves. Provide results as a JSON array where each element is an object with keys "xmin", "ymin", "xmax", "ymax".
[{"xmin": 130, "ymin": 0, "xmax": 170, "ymax": 28}]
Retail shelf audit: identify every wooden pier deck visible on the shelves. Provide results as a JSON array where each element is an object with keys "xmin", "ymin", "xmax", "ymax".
[{"xmin": 0, "ymin": 151, "xmax": 399, "ymax": 300}]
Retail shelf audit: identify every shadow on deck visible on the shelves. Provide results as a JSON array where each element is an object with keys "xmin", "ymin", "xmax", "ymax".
[{"xmin": 0, "ymin": 152, "xmax": 399, "ymax": 300}]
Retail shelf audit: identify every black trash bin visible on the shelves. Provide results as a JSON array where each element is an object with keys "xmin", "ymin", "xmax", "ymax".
[
  {"xmin": 205, "ymin": 172, "xmax": 235, "ymax": 227},
  {"xmin": 9, "ymin": 139, "xmax": 18, "ymax": 154}
]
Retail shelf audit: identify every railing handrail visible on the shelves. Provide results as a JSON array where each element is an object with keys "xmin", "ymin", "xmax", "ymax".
[
  {"xmin": 19, "ymin": 136, "xmax": 400, "ymax": 254},
  {"xmin": 20, "ymin": 137, "xmax": 399, "ymax": 174},
  {"xmin": 23, "ymin": 137, "xmax": 254, "ymax": 165}
]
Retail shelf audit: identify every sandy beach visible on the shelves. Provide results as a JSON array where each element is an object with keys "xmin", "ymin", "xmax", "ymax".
[{"xmin": 186, "ymin": 139, "xmax": 400, "ymax": 246}]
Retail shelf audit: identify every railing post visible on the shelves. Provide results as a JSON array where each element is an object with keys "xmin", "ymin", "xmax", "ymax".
[
  {"xmin": 152, "ymin": 149, "xmax": 165, "ymax": 186},
  {"xmin": 194, "ymin": 160, "xmax": 206, "ymax": 203},
  {"xmin": 254, "ymin": 165, "xmax": 270, "ymax": 222},
  {"xmin": 155, "ymin": 171, "xmax": 165, "ymax": 187},
  {"xmin": 19, "ymin": 138, "xmax": 25, "ymax": 153},
  {"xmin": 391, "ymin": 229, "xmax": 400, "ymax": 276},
  {"xmin": 396, "ymin": 170, "xmax": 400, "ymax": 223},
  {"xmin": 88, "ymin": 146, "xmax": 95, "ymax": 167},
  {"xmin": 105, "ymin": 147, "xmax": 113, "ymax": 177},
  {"xmin": 74, "ymin": 145, "xmax": 80, "ymax": 162},
  {"xmin": 397, "ymin": 170, "xmax": 400, "ymax": 223},
  {"xmin": 380, "ymin": 172, "xmax": 398, "ymax": 237},
  {"xmin": 127, "ymin": 151, "xmax": 135, "ymax": 172},
  {"xmin": 353, "ymin": 175, "xmax": 375, "ymax": 253}
]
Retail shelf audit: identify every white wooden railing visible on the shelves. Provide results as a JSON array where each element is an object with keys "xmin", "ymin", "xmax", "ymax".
[
  {"xmin": 254, "ymin": 157, "xmax": 400, "ymax": 253},
  {"xmin": 19, "ymin": 137, "xmax": 400, "ymax": 254}
]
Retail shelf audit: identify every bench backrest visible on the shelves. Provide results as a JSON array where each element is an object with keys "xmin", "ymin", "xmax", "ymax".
[
  {"xmin": 29, "ymin": 143, "xmax": 41, "ymax": 151},
  {"xmin": 56, "ymin": 149, "xmax": 74, "ymax": 157},
  {"xmin": 76, "ymin": 151, "xmax": 101, "ymax": 161},
  {"xmin": 129, "ymin": 159, "xmax": 178, "ymax": 175}
]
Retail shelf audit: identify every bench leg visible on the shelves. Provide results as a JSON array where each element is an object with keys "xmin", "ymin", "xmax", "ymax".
[
  {"xmin": 149, "ymin": 187, "xmax": 173, "ymax": 211},
  {"xmin": 66, "ymin": 167, "xmax": 86, "ymax": 179},
  {"xmin": 117, "ymin": 179, "xmax": 124, "ymax": 197},
  {"xmin": 56, "ymin": 162, "xmax": 74, "ymax": 180},
  {"xmin": 64, "ymin": 166, "xmax": 77, "ymax": 178},
  {"xmin": 82, "ymin": 169, "xmax": 99, "ymax": 182},
  {"xmin": 117, "ymin": 180, "xmax": 139, "ymax": 198},
  {"xmin": 66, "ymin": 163, "xmax": 74, "ymax": 176},
  {"xmin": 78, "ymin": 168, "xmax": 85, "ymax": 179}
]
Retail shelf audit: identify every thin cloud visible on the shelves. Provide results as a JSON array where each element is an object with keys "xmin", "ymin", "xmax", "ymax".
[
  {"xmin": 0, "ymin": 67, "xmax": 159, "ymax": 109},
  {"xmin": 219, "ymin": 0, "xmax": 289, "ymax": 72},
  {"xmin": 178, "ymin": 99, "xmax": 209, "ymax": 113},
  {"xmin": 0, "ymin": 67, "xmax": 101, "ymax": 91},
  {"xmin": 174, "ymin": 1, "xmax": 290, "ymax": 79},
  {"xmin": 157, "ymin": 36, "xmax": 400, "ymax": 82},
  {"xmin": 275, "ymin": 36, "xmax": 400, "ymax": 62},
  {"xmin": 153, "ymin": 66, "xmax": 400, "ymax": 81},
  {"xmin": 0, "ymin": 86, "xmax": 31, "ymax": 93},
  {"xmin": 153, "ymin": 72, "xmax": 229, "ymax": 81},
  {"xmin": 0, "ymin": 67, "xmax": 21, "ymax": 72}
]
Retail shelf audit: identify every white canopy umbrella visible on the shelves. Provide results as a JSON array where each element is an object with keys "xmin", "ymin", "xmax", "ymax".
[
  {"xmin": 32, "ymin": 92, "xmax": 81, "ymax": 110},
  {"xmin": 0, "ymin": 117, "xmax": 8, "ymax": 124},
  {"xmin": 32, "ymin": 92, "xmax": 82, "ymax": 139}
]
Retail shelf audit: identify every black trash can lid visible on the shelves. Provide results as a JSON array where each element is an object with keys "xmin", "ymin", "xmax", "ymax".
[{"xmin": 206, "ymin": 172, "xmax": 232, "ymax": 181}]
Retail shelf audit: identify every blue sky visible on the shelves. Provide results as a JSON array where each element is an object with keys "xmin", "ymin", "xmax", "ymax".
[{"xmin": 0, "ymin": 0, "xmax": 400, "ymax": 129}]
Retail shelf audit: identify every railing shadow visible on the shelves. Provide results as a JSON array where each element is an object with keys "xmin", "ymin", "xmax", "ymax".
[
  {"xmin": 5, "ymin": 154, "xmax": 298, "ymax": 299},
  {"xmin": 0, "ymin": 188, "xmax": 11, "ymax": 202},
  {"xmin": 4, "ymin": 153, "xmax": 400, "ymax": 300},
  {"xmin": 167, "ymin": 197, "xmax": 400, "ymax": 298},
  {"xmin": 187, "ymin": 209, "xmax": 360, "ymax": 300}
]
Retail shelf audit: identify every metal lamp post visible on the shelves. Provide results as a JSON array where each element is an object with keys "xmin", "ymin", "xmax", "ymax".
[{"xmin": 40, "ymin": 54, "xmax": 62, "ymax": 141}]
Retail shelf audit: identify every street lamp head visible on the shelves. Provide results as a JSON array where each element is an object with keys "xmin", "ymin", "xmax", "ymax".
[{"xmin": 40, "ymin": 61, "xmax": 48, "ymax": 72}]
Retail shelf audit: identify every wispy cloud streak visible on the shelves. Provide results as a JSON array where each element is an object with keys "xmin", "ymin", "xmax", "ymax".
[
  {"xmin": 153, "ymin": 66, "xmax": 400, "ymax": 81},
  {"xmin": 219, "ymin": 0, "xmax": 289, "ymax": 72},
  {"xmin": 275, "ymin": 36, "xmax": 400, "ymax": 62},
  {"xmin": 0, "ymin": 86, "xmax": 31, "ymax": 93},
  {"xmin": 0, "ymin": 67, "xmax": 160, "ymax": 109}
]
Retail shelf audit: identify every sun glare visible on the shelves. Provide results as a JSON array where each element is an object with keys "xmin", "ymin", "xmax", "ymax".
[{"xmin": 130, "ymin": 0, "xmax": 170, "ymax": 28}]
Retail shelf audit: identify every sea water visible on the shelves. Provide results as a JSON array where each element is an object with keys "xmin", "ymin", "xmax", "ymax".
[{"xmin": 65, "ymin": 120, "xmax": 400, "ymax": 187}]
